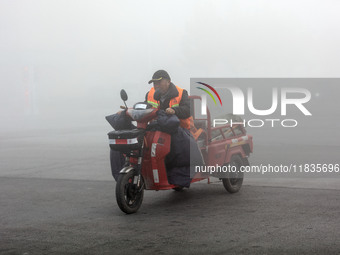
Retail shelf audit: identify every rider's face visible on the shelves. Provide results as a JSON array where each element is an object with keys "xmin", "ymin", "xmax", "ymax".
[{"xmin": 153, "ymin": 79, "xmax": 170, "ymax": 95}]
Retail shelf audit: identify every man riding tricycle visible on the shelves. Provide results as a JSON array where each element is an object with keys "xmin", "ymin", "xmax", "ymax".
[{"xmin": 106, "ymin": 71, "xmax": 253, "ymax": 214}]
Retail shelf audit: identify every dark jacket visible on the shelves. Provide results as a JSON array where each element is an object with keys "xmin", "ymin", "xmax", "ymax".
[{"xmin": 145, "ymin": 83, "xmax": 190, "ymax": 119}]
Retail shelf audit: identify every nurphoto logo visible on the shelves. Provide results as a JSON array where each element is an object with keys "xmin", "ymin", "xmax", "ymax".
[{"xmin": 196, "ymin": 82, "xmax": 312, "ymax": 128}]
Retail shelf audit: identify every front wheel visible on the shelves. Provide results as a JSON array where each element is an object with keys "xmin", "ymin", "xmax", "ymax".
[
  {"xmin": 116, "ymin": 170, "xmax": 144, "ymax": 214},
  {"xmin": 222, "ymin": 155, "xmax": 244, "ymax": 193}
]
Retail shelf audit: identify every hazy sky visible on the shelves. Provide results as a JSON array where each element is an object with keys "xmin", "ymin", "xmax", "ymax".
[{"xmin": 1, "ymin": 0, "xmax": 340, "ymax": 129}]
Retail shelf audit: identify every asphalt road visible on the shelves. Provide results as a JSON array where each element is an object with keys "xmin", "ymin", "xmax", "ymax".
[
  {"xmin": 0, "ymin": 127, "xmax": 339, "ymax": 254},
  {"xmin": 1, "ymin": 177, "xmax": 340, "ymax": 255}
]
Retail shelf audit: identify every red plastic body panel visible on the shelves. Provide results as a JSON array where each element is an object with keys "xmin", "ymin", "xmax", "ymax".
[{"xmin": 141, "ymin": 131, "xmax": 177, "ymax": 190}]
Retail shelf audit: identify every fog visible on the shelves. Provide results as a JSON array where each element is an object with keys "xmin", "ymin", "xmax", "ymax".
[{"xmin": 1, "ymin": 0, "xmax": 340, "ymax": 132}]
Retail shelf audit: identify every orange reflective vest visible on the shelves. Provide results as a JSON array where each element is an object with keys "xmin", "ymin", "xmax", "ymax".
[{"xmin": 147, "ymin": 86, "xmax": 191, "ymax": 130}]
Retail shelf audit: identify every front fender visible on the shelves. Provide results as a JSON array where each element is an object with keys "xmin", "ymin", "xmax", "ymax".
[{"xmin": 119, "ymin": 166, "xmax": 135, "ymax": 174}]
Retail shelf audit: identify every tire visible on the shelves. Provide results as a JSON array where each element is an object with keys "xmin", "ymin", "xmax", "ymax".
[
  {"xmin": 222, "ymin": 154, "xmax": 244, "ymax": 193},
  {"xmin": 116, "ymin": 171, "xmax": 144, "ymax": 214}
]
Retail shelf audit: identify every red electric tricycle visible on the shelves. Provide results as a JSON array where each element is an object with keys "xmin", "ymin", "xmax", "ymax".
[{"xmin": 108, "ymin": 90, "xmax": 253, "ymax": 214}]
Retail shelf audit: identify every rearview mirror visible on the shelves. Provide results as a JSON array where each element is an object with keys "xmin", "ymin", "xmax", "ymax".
[{"xmin": 120, "ymin": 89, "xmax": 128, "ymax": 101}]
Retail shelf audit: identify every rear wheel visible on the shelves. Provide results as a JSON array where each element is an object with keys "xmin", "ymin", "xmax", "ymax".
[
  {"xmin": 222, "ymin": 155, "xmax": 244, "ymax": 193},
  {"xmin": 116, "ymin": 171, "xmax": 144, "ymax": 214}
]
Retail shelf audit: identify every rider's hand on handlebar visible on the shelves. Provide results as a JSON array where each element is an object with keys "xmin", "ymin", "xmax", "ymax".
[
  {"xmin": 165, "ymin": 108, "xmax": 175, "ymax": 115},
  {"xmin": 117, "ymin": 106, "xmax": 128, "ymax": 115}
]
